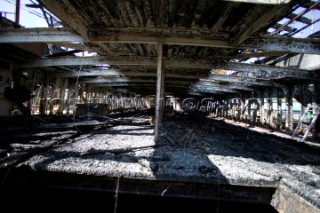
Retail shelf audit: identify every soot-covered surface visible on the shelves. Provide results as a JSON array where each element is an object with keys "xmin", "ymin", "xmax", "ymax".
[{"xmin": 1, "ymin": 112, "xmax": 319, "ymax": 212}]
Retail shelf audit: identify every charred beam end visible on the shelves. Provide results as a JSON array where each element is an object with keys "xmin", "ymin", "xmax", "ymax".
[
  {"xmin": 207, "ymin": 75, "xmax": 278, "ymax": 87},
  {"xmin": 0, "ymin": 28, "xmax": 85, "ymax": 43},
  {"xmin": 243, "ymin": 36, "xmax": 320, "ymax": 55},
  {"xmin": 222, "ymin": 0, "xmax": 291, "ymax": 4}
]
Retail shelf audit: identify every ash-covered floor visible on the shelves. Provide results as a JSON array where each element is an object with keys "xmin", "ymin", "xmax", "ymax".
[{"xmin": 0, "ymin": 110, "xmax": 319, "ymax": 212}]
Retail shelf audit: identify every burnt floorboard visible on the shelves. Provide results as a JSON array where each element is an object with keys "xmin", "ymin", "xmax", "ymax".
[{"xmin": 0, "ymin": 112, "xmax": 319, "ymax": 212}]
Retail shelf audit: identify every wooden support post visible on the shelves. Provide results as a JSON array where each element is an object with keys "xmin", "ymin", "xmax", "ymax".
[
  {"xmin": 15, "ymin": 0, "xmax": 20, "ymax": 25},
  {"xmin": 285, "ymin": 86, "xmax": 293, "ymax": 131},
  {"xmin": 312, "ymin": 80, "xmax": 319, "ymax": 138},
  {"xmin": 160, "ymin": 70, "xmax": 165, "ymax": 119},
  {"xmin": 39, "ymin": 74, "xmax": 47, "ymax": 115},
  {"xmin": 54, "ymin": 77, "xmax": 63, "ymax": 114},
  {"xmin": 240, "ymin": 95, "xmax": 246, "ymax": 121},
  {"xmin": 59, "ymin": 78, "xmax": 68, "ymax": 114},
  {"xmin": 260, "ymin": 89, "xmax": 265, "ymax": 126},
  {"xmin": 85, "ymin": 84, "xmax": 89, "ymax": 104},
  {"xmin": 277, "ymin": 88, "xmax": 282, "ymax": 130},
  {"xmin": 268, "ymin": 88, "xmax": 272, "ymax": 127},
  {"xmin": 300, "ymin": 84, "xmax": 305, "ymax": 121},
  {"xmin": 154, "ymin": 43, "xmax": 164, "ymax": 142}
]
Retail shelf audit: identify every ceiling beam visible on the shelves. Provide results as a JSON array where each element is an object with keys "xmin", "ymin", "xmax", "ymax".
[
  {"xmin": 206, "ymin": 74, "xmax": 280, "ymax": 87},
  {"xmin": 89, "ymin": 29, "xmax": 320, "ymax": 54},
  {"xmin": 242, "ymin": 36, "xmax": 320, "ymax": 55},
  {"xmin": 55, "ymin": 69, "xmax": 204, "ymax": 79},
  {"xmin": 235, "ymin": 51, "xmax": 287, "ymax": 59},
  {"xmin": 223, "ymin": 0, "xmax": 291, "ymax": 4},
  {"xmin": 80, "ymin": 78, "xmax": 156, "ymax": 84},
  {"xmin": 200, "ymin": 74, "xmax": 278, "ymax": 87},
  {"xmin": 88, "ymin": 82, "xmax": 190, "ymax": 88},
  {"xmin": 79, "ymin": 78, "xmax": 194, "ymax": 85},
  {"xmin": 88, "ymin": 28, "xmax": 231, "ymax": 48},
  {"xmin": 223, "ymin": 62, "xmax": 313, "ymax": 79},
  {"xmin": 191, "ymin": 85, "xmax": 240, "ymax": 94},
  {"xmin": 51, "ymin": 42, "xmax": 100, "ymax": 53},
  {"xmin": 196, "ymin": 81, "xmax": 254, "ymax": 92},
  {"xmin": 23, "ymin": 56, "xmax": 314, "ymax": 80},
  {"xmin": 2, "ymin": 28, "xmax": 320, "ymax": 54},
  {"xmin": 22, "ymin": 56, "xmax": 214, "ymax": 69},
  {"xmin": 232, "ymin": 1, "xmax": 296, "ymax": 46},
  {"xmin": 40, "ymin": 0, "xmax": 89, "ymax": 39},
  {"xmin": 23, "ymin": 56, "xmax": 155, "ymax": 67},
  {"xmin": 0, "ymin": 28, "xmax": 84, "ymax": 43}
]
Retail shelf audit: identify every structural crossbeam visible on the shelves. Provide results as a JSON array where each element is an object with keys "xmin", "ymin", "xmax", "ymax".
[
  {"xmin": 224, "ymin": 62, "xmax": 313, "ymax": 79},
  {"xmin": 1, "ymin": 28, "xmax": 319, "ymax": 54}
]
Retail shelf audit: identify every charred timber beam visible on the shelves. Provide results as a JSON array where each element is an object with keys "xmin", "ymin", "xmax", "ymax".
[
  {"xmin": 232, "ymin": 1, "xmax": 296, "ymax": 46},
  {"xmin": 195, "ymin": 84, "xmax": 254, "ymax": 92},
  {"xmin": 2, "ymin": 28, "xmax": 320, "ymax": 54},
  {"xmin": 89, "ymin": 28, "xmax": 231, "ymax": 48},
  {"xmin": 191, "ymin": 85, "xmax": 241, "ymax": 94},
  {"xmin": 242, "ymin": 36, "xmax": 320, "ymax": 55},
  {"xmin": 235, "ymin": 51, "xmax": 287, "ymax": 60},
  {"xmin": 224, "ymin": 62, "xmax": 313, "ymax": 79},
  {"xmin": 207, "ymin": 75, "xmax": 281, "ymax": 87},
  {"xmin": 89, "ymin": 83, "xmax": 191, "ymax": 88},
  {"xmin": 23, "ymin": 56, "xmax": 156, "ymax": 67},
  {"xmin": 197, "ymin": 81, "xmax": 254, "ymax": 92},
  {"xmin": 80, "ymin": 78, "xmax": 156, "ymax": 84},
  {"xmin": 223, "ymin": 0, "xmax": 291, "ymax": 4},
  {"xmin": 90, "ymin": 29, "xmax": 320, "ymax": 54},
  {"xmin": 0, "ymin": 28, "xmax": 85, "ymax": 43},
  {"xmin": 79, "ymin": 78, "xmax": 194, "ymax": 84},
  {"xmin": 39, "ymin": 1, "xmax": 89, "ymax": 38},
  {"xmin": 56, "ymin": 70, "xmax": 205, "ymax": 79},
  {"xmin": 23, "ymin": 57, "xmax": 313, "ymax": 79},
  {"xmin": 51, "ymin": 42, "xmax": 100, "ymax": 53},
  {"xmin": 22, "ymin": 56, "xmax": 214, "ymax": 69}
]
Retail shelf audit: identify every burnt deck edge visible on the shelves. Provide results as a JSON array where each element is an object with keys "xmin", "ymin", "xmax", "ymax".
[
  {"xmin": 2, "ymin": 167, "xmax": 319, "ymax": 213},
  {"xmin": 271, "ymin": 183, "xmax": 320, "ymax": 213},
  {"xmin": 2, "ymin": 168, "xmax": 276, "ymax": 205}
]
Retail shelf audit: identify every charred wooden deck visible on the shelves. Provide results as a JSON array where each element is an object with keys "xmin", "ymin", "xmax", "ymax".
[{"xmin": 0, "ymin": 112, "xmax": 319, "ymax": 212}]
